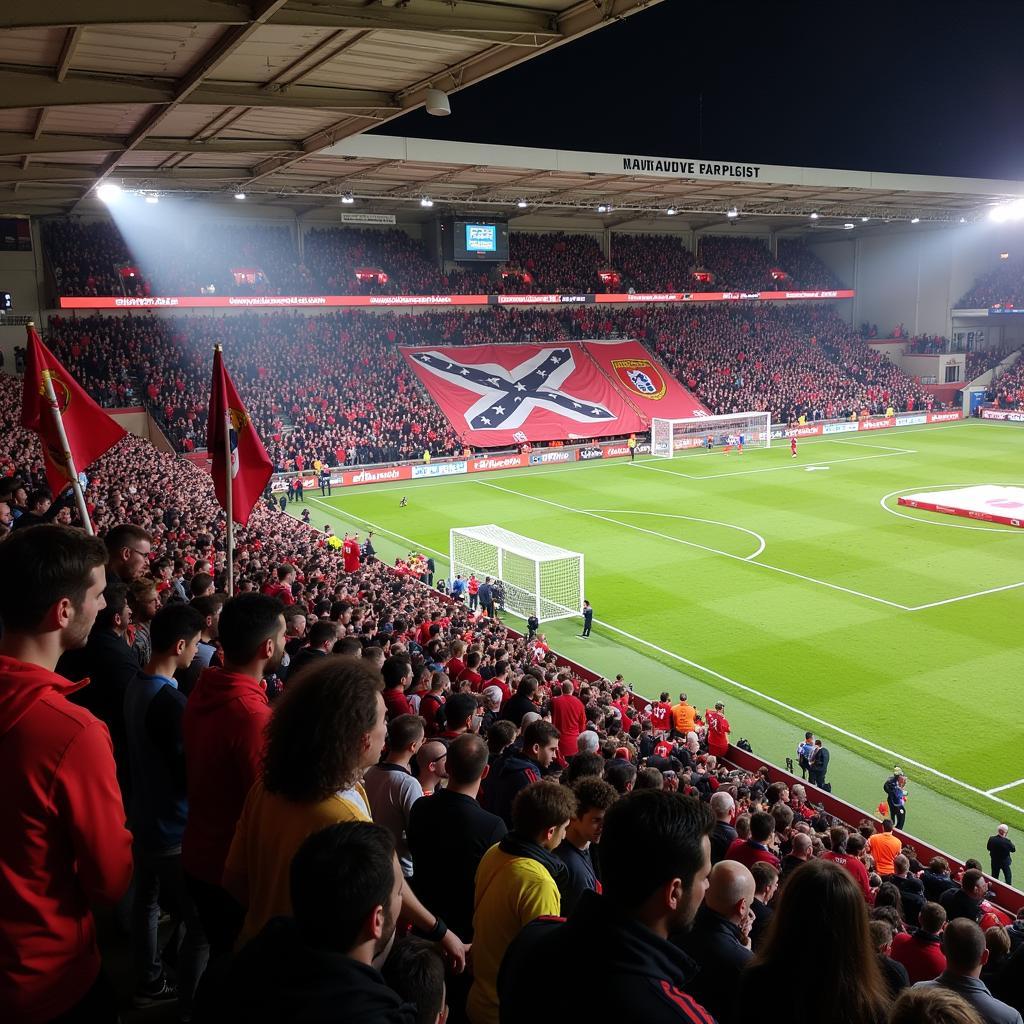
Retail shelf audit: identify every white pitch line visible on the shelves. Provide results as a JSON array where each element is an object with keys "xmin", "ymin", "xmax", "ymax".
[
  {"xmin": 591, "ymin": 615, "xmax": 1024, "ymax": 816},
  {"xmin": 832, "ymin": 438, "xmax": 918, "ymax": 454},
  {"xmin": 583, "ymin": 508, "xmax": 766, "ymax": 560},
  {"xmin": 306, "ymin": 496, "xmax": 448, "ymax": 560},
  {"xmin": 315, "ymin": 494, "xmax": 1024, "ymax": 816},
  {"xmin": 987, "ymin": 777, "xmax": 1024, "ymax": 795},
  {"xmin": 908, "ymin": 580, "xmax": 1024, "ymax": 611},
  {"xmin": 631, "ymin": 448, "xmax": 911, "ymax": 481},
  {"xmin": 479, "ymin": 480, "xmax": 912, "ymax": 610},
  {"xmin": 880, "ymin": 485, "xmax": 1024, "ymax": 534}
]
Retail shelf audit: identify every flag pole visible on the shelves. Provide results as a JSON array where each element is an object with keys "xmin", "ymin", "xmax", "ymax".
[
  {"xmin": 216, "ymin": 344, "xmax": 235, "ymax": 597},
  {"xmin": 31, "ymin": 324, "xmax": 94, "ymax": 536}
]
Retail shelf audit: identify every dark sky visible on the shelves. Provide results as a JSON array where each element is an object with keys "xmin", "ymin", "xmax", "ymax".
[{"xmin": 379, "ymin": 1, "xmax": 1024, "ymax": 180}]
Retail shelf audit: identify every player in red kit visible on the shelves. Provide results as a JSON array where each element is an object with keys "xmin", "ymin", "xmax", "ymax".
[{"xmin": 791, "ymin": 436, "xmax": 798, "ymax": 458}]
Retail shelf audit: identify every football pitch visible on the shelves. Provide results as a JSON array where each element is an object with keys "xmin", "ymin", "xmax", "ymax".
[{"xmin": 295, "ymin": 420, "xmax": 1024, "ymax": 858}]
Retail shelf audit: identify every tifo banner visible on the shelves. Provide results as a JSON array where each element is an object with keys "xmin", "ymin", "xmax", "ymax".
[
  {"xmin": 581, "ymin": 339, "xmax": 710, "ymax": 419},
  {"xmin": 59, "ymin": 289, "xmax": 856, "ymax": 310},
  {"xmin": 401, "ymin": 344, "xmax": 645, "ymax": 446}
]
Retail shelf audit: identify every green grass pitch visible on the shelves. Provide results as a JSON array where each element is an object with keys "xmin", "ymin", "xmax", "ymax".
[{"xmin": 295, "ymin": 420, "xmax": 1024, "ymax": 858}]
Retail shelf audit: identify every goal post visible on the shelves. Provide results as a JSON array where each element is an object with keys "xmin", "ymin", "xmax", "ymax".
[
  {"xmin": 449, "ymin": 525, "xmax": 584, "ymax": 623},
  {"xmin": 651, "ymin": 411, "xmax": 772, "ymax": 457}
]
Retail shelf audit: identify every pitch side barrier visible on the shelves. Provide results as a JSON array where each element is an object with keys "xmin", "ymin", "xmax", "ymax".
[
  {"xmin": 59, "ymin": 289, "xmax": 856, "ymax": 311},
  {"xmin": 980, "ymin": 406, "xmax": 1024, "ymax": 423},
  {"xmin": 263, "ymin": 410, "xmax": 963, "ymax": 492}
]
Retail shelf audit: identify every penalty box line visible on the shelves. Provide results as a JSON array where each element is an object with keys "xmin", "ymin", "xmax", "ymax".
[
  {"xmin": 308, "ymin": 496, "xmax": 1024, "ymax": 814},
  {"xmin": 630, "ymin": 447, "xmax": 913, "ymax": 481},
  {"xmin": 478, "ymin": 480, "xmax": 912, "ymax": 611}
]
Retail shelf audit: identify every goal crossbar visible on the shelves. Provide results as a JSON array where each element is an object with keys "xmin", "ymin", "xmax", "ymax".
[
  {"xmin": 449, "ymin": 525, "xmax": 584, "ymax": 623},
  {"xmin": 652, "ymin": 411, "xmax": 771, "ymax": 457}
]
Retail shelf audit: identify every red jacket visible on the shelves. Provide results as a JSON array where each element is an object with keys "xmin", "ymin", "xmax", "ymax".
[
  {"xmin": 890, "ymin": 929, "xmax": 947, "ymax": 983},
  {"xmin": 725, "ymin": 837, "xmax": 781, "ymax": 871},
  {"xmin": 0, "ymin": 656, "xmax": 133, "ymax": 1023},
  {"xmin": 823, "ymin": 851, "xmax": 872, "ymax": 900},
  {"xmin": 182, "ymin": 667, "xmax": 270, "ymax": 886},
  {"xmin": 550, "ymin": 693, "xmax": 588, "ymax": 759}
]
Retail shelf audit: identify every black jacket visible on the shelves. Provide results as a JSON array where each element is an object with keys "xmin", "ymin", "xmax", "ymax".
[
  {"xmin": 407, "ymin": 787, "xmax": 506, "ymax": 941},
  {"xmin": 890, "ymin": 873, "xmax": 926, "ymax": 927},
  {"xmin": 941, "ymin": 886, "xmax": 984, "ymax": 923},
  {"xmin": 287, "ymin": 646, "xmax": 327, "ymax": 680},
  {"xmin": 193, "ymin": 917, "xmax": 416, "ymax": 1023},
  {"xmin": 500, "ymin": 694, "xmax": 538, "ymax": 729},
  {"xmin": 483, "ymin": 751, "xmax": 542, "ymax": 827},
  {"xmin": 878, "ymin": 953, "xmax": 910, "ymax": 997},
  {"xmin": 988, "ymin": 835, "xmax": 1016, "ymax": 867},
  {"xmin": 749, "ymin": 898, "xmax": 773, "ymax": 952},
  {"xmin": 553, "ymin": 839, "xmax": 598, "ymax": 916},
  {"xmin": 674, "ymin": 904, "xmax": 753, "ymax": 1024},
  {"xmin": 922, "ymin": 870, "xmax": 958, "ymax": 903},
  {"xmin": 498, "ymin": 890, "xmax": 715, "ymax": 1024},
  {"xmin": 709, "ymin": 821, "xmax": 738, "ymax": 865}
]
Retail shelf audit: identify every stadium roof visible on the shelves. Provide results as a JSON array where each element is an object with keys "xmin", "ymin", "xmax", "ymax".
[{"xmin": 0, "ymin": 0, "xmax": 659, "ymax": 215}]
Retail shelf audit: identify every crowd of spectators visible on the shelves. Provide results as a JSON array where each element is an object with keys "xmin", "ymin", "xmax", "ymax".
[
  {"xmin": 41, "ymin": 303, "xmax": 935, "ymax": 467},
  {"xmin": 987, "ymin": 357, "xmax": 1024, "ymax": 409},
  {"xmin": 965, "ymin": 347, "xmax": 1014, "ymax": 383},
  {"xmin": 958, "ymin": 255, "xmax": 1024, "ymax": 309},
  {"xmin": 905, "ymin": 334, "xmax": 948, "ymax": 354},
  {"xmin": 43, "ymin": 220, "xmax": 849, "ymax": 299},
  {"xmin": 2, "ymin": 362, "xmax": 1023, "ymax": 1024}
]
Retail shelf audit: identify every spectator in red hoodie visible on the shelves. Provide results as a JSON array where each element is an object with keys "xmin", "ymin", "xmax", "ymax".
[
  {"xmin": 0, "ymin": 526, "xmax": 133, "ymax": 1024},
  {"xmin": 382, "ymin": 655, "xmax": 414, "ymax": 720},
  {"xmin": 550, "ymin": 679, "xmax": 588, "ymax": 761},
  {"xmin": 260, "ymin": 564, "xmax": 296, "ymax": 606},
  {"xmin": 182, "ymin": 592, "xmax": 286, "ymax": 958}
]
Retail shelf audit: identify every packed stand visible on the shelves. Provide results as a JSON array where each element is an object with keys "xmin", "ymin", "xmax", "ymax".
[
  {"xmin": 776, "ymin": 238, "xmax": 847, "ymax": 289},
  {"xmin": 697, "ymin": 235, "xmax": 785, "ymax": 290},
  {"xmin": 43, "ymin": 220, "xmax": 148, "ymax": 297},
  {"xmin": 988, "ymin": 357, "xmax": 1024, "ymax": 409},
  {"xmin": 610, "ymin": 232, "xmax": 696, "ymax": 291},
  {"xmin": 957, "ymin": 254, "xmax": 1024, "ymax": 309},
  {"xmin": 905, "ymin": 334, "xmax": 947, "ymax": 354},
  {"xmin": 43, "ymin": 303, "xmax": 937, "ymax": 468},
  {"xmin": 965, "ymin": 346, "xmax": 1015, "ymax": 383}
]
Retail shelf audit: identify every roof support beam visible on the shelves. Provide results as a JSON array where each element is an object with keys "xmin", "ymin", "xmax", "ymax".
[
  {"xmin": 0, "ymin": 66, "xmax": 398, "ymax": 111},
  {"xmin": 0, "ymin": 1, "xmax": 252, "ymax": 29},
  {"xmin": 0, "ymin": 133, "xmax": 304, "ymax": 157},
  {"xmin": 56, "ymin": 27, "xmax": 82, "ymax": 82}
]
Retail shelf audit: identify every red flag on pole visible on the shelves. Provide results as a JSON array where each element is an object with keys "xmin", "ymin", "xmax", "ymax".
[
  {"xmin": 208, "ymin": 346, "xmax": 272, "ymax": 526},
  {"xmin": 21, "ymin": 324, "xmax": 126, "ymax": 495}
]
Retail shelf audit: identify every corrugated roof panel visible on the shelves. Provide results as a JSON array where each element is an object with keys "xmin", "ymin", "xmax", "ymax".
[
  {"xmin": 0, "ymin": 27, "xmax": 65, "ymax": 66},
  {"xmin": 42, "ymin": 105, "xmax": 150, "ymax": 134},
  {"xmin": 216, "ymin": 27, "xmax": 357, "ymax": 83},
  {"xmin": 71, "ymin": 24, "xmax": 225, "ymax": 76}
]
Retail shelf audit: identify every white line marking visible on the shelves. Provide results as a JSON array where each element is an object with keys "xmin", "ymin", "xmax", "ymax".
[
  {"xmin": 327, "ymin": 421, "xmax": 967, "ymax": 497},
  {"xmin": 988, "ymin": 777, "xmax": 1024, "ymax": 795},
  {"xmin": 631, "ymin": 448, "xmax": 912, "ymax": 480},
  {"xmin": 479, "ymin": 480, "xmax": 912, "ymax": 610},
  {"xmin": 306, "ymin": 496, "xmax": 448, "ymax": 559},
  {"xmin": 583, "ymin": 508, "xmax": 766, "ymax": 560},
  {"xmin": 880, "ymin": 485, "xmax": 1024, "ymax": 534},
  {"xmin": 589, "ymin": 615, "xmax": 1024, "ymax": 816},
  {"xmin": 908, "ymin": 580, "xmax": 1024, "ymax": 611},
  {"xmin": 314, "ymin": 494, "xmax": 1024, "ymax": 816}
]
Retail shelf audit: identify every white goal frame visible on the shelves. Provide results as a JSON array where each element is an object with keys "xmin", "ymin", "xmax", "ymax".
[
  {"xmin": 449, "ymin": 525, "xmax": 584, "ymax": 623},
  {"xmin": 651, "ymin": 411, "xmax": 772, "ymax": 457}
]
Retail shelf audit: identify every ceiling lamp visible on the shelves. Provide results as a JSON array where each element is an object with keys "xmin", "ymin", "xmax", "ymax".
[
  {"xmin": 516, "ymin": 198, "xmax": 528, "ymax": 209},
  {"xmin": 234, "ymin": 192, "xmax": 247, "ymax": 200},
  {"xmin": 341, "ymin": 192, "xmax": 355, "ymax": 204},
  {"xmin": 420, "ymin": 196, "xmax": 434, "ymax": 207},
  {"xmin": 425, "ymin": 88, "xmax": 451, "ymax": 116},
  {"xmin": 96, "ymin": 182, "xmax": 122, "ymax": 204}
]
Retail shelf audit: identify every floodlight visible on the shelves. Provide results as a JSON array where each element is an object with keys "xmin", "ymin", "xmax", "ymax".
[
  {"xmin": 726, "ymin": 207, "xmax": 738, "ymax": 219},
  {"xmin": 516, "ymin": 198, "xmax": 528, "ymax": 209},
  {"xmin": 341, "ymin": 193, "xmax": 355, "ymax": 204},
  {"xmin": 809, "ymin": 212, "xmax": 819, "ymax": 219},
  {"xmin": 144, "ymin": 193, "xmax": 159, "ymax": 204},
  {"xmin": 420, "ymin": 196, "xmax": 434, "ymax": 207},
  {"xmin": 910, "ymin": 217, "xmax": 920, "ymax": 224},
  {"xmin": 666, "ymin": 206, "xmax": 677, "ymax": 216},
  {"xmin": 97, "ymin": 182, "xmax": 122, "ymax": 204},
  {"xmin": 234, "ymin": 192, "xmax": 246, "ymax": 200},
  {"xmin": 425, "ymin": 88, "xmax": 451, "ymax": 116}
]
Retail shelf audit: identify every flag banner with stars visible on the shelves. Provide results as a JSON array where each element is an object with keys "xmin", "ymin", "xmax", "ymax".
[{"xmin": 401, "ymin": 343, "xmax": 646, "ymax": 446}]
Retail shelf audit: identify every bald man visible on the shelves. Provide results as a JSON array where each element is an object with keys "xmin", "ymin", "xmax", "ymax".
[
  {"xmin": 675, "ymin": 860, "xmax": 755, "ymax": 1024},
  {"xmin": 416, "ymin": 740, "xmax": 449, "ymax": 796},
  {"xmin": 709, "ymin": 790, "xmax": 737, "ymax": 865},
  {"xmin": 781, "ymin": 831, "xmax": 813, "ymax": 881}
]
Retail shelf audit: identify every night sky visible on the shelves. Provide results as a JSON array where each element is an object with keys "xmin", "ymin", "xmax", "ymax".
[{"xmin": 380, "ymin": 1, "xmax": 1024, "ymax": 181}]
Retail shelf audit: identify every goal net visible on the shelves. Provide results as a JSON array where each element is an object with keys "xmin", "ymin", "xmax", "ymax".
[
  {"xmin": 449, "ymin": 525, "xmax": 584, "ymax": 623},
  {"xmin": 651, "ymin": 412, "xmax": 772, "ymax": 458}
]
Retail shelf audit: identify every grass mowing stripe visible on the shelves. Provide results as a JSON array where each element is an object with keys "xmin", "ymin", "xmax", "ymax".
[{"xmin": 478, "ymin": 479, "xmax": 913, "ymax": 610}]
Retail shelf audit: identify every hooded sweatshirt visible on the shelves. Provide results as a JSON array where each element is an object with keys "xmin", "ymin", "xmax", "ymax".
[
  {"xmin": 498, "ymin": 889, "xmax": 713, "ymax": 1024},
  {"xmin": 182, "ymin": 666, "xmax": 271, "ymax": 885},
  {"xmin": 0, "ymin": 655, "xmax": 133, "ymax": 1023},
  {"xmin": 483, "ymin": 751, "xmax": 541, "ymax": 827},
  {"xmin": 193, "ymin": 916, "xmax": 416, "ymax": 1024}
]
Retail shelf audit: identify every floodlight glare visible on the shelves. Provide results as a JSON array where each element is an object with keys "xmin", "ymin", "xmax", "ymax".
[
  {"xmin": 420, "ymin": 196, "xmax": 434, "ymax": 207},
  {"xmin": 844, "ymin": 223, "xmax": 855, "ymax": 230},
  {"xmin": 516, "ymin": 198, "xmax": 528, "ymax": 209},
  {"xmin": 666, "ymin": 206, "xmax": 677, "ymax": 216},
  {"xmin": 910, "ymin": 217, "xmax": 920, "ymax": 224},
  {"xmin": 341, "ymin": 193, "xmax": 355, "ymax": 204},
  {"xmin": 809, "ymin": 212, "xmax": 819, "ymax": 220},
  {"xmin": 97, "ymin": 182, "xmax": 122, "ymax": 204},
  {"xmin": 861, "ymin": 217, "xmax": 869, "ymax": 223},
  {"xmin": 144, "ymin": 193, "xmax": 159, "ymax": 204},
  {"xmin": 234, "ymin": 192, "xmax": 246, "ymax": 200},
  {"xmin": 726, "ymin": 207, "xmax": 738, "ymax": 219}
]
